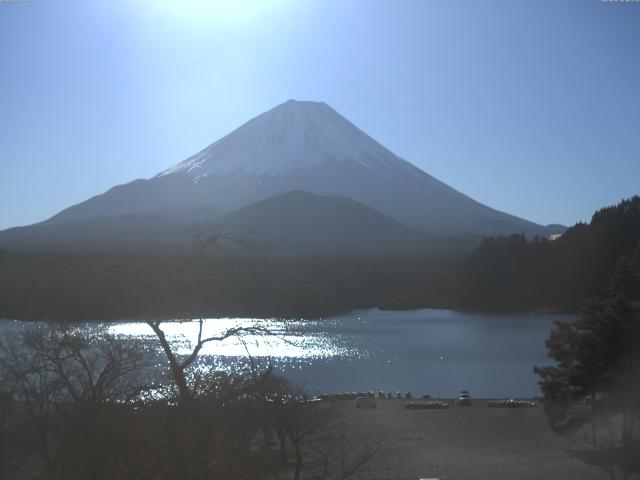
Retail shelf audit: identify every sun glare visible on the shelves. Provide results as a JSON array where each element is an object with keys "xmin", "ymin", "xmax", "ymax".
[{"xmin": 145, "ymin": 0, "xmax": 285, "ymax": 26}]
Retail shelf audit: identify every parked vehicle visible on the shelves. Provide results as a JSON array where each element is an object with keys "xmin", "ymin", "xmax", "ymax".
[
  {"xmin": 354, "ymin": 396, "xmax": 377, "ymax": 408},
  {"xmin": 458, "ymin": 390, "xmax": 472, "ymax": 405}
]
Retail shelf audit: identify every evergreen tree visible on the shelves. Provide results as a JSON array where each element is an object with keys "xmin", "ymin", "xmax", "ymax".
[
  {"xmin": 534, "ymin": 244, "xmax": 640, "ymax": 479},
  {"xmin": 456, "ymin": 196, "xmax": 640, "ymax": 312}
]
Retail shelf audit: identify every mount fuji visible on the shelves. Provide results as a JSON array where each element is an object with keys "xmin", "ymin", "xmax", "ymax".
[{"xmin": 0, "ymin": 100, "xmax": 562, "ymax": 254}]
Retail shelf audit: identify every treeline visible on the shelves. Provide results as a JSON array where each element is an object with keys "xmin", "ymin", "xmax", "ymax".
[
  {"xmin": 0, "ymin": 250, "xmax": 456, "ymax": 321},
  {"xmin": 454, "ymin": 196, "xmax": 640, "ymax": 312},
  {"xmin": 4, "ymin": 196, "xmax": 637, "ymax": 320},
  {"xmin": 534, "ymin": 236, "xmax": 640, "ymax": 478}
]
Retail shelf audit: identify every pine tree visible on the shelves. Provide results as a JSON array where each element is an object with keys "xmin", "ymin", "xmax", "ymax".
[{"xmin": 534, "ymin": 244, "xmax": 640, "ymax": 478}]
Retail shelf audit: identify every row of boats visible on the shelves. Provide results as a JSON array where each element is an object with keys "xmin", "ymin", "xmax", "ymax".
[
  {"xmin": 405, "ymin": 401, "xmax": 449, "ymax": 409},
  {"xmin": 405, "ymin": 399, "xmax": 538, "ymax": 409},
  {"xmin": 316, "ymin": 391, "xmax": 537, "ymax": 409},
  {"xmin": 487, "ymin": 399, "xmax": 537, "ymax": 408},
  {"xmin": 317, "ymin": 391, "xmax": 418, "ymax": 401}
]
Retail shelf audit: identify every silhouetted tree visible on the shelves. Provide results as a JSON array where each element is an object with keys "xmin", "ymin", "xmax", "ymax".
[
  {"xmin": 147, "ymin": 319, "xmax": 270, "ymax": 403},
  {"xmin": 535, "ymin": 244, "xmax": 640, "ymax": 479},
  {"xmin": 0, "ymin": 328, "xmax": 150, "ymax": 480}
]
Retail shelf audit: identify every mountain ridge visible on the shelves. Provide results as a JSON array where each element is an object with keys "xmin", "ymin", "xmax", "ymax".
[{"xmin": 1, "ymin": 99, "xmax": 564, "ymax": 253}]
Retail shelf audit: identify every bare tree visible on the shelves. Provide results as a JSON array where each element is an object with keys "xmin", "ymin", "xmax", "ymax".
[
  {"xmin": 0, "ymin": 390, "xmax": 17, "ymax": 480},
  {"xmin": 146, "ymin": 319, "xmax": 270, "ymax": 403},
  {"xmin": 145, "ymin": 228, "xmax": 273, "ymax": 403},
  {"xmin": 311, "ymin": 426, "xmax": 383, "ymax": 480},
  {"xmin": 269, "ymin": 398, "xmax": 384, "ymax": 480},
  {"xmin": 0, "ymin": 328, "xmax": 150, "ymax": 480}
]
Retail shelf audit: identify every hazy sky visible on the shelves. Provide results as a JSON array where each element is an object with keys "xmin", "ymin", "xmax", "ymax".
[{"xmin": 1, "ymin": 0, "xmax": 639, "ymax": 230}]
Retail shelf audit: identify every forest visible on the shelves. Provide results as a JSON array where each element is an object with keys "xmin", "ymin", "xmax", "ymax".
[
  {"xmin": 0, "ymin": 251, "xmax": 454, "ymax": 321},
  {"xmin": 454, "ymin": 196, "xmax": 640, "ymax": 312},
  {"xmin": 1, "ymin": 197, "xmax": 639, "ymax": 321},
  {"xmin": 534, "ymin": 229, "xmax": 640, "ymax": 479}
]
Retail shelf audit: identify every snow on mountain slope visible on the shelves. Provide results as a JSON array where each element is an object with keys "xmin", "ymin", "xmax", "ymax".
[{"xmin": 157, "ymin": 99, "xmax": 419, "ymax": 179}]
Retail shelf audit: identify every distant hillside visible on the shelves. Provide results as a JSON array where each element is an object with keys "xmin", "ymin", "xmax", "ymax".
[
  {"xmin": 454, "ymin": 196, "xmax": 640, "ymax": 312},
  {"xmin": 0, "ymin": 213, "xmax": 201, "ymax": 252},
  {"xmin": 0, "ymin": 191, "xmax": 428, "ymax": 256},
  {"xmin": 215, "ymin": 191, "xmax": 424, "ymax": 256}
]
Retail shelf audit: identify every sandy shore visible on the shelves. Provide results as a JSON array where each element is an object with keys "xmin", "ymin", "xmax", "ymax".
[{"xmin": 336, "ymin": 398, "xmax": 606, "ymax": 480}]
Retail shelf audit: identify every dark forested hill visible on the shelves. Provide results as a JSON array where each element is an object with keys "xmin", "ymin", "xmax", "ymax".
[
  {"xmin": 3, "ymin": 196, "xmax": 637, "ymax": 321},
  {"xmin": 215, "ymin": 191, "xmax": 424, "ymax": 256},
  {"xmin": 0, "ymin": 250, "xmax": 455, "ymax": 321},
  {"xmin": 454, "ymin": 196, "xmax": 640, "ymax": 312}
]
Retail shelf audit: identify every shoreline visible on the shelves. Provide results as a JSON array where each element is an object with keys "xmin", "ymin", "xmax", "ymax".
[{"xmin": 0, "ymin": 304, "xmax": 575, "ymax": 324}]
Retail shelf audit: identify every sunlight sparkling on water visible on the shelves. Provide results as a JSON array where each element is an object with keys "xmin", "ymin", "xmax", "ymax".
[
  {"xmin": 107, "ymin": 318, "xmax": 354, "ymax": 359},
  {"xmin": 0, "ymin": 310, "xmax": 562, "ymax": 396}
]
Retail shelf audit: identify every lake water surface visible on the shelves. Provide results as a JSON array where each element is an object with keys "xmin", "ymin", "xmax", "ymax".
[{"xmin": 0, "ymin": 309, "xmax": 568, "ymax": 398}]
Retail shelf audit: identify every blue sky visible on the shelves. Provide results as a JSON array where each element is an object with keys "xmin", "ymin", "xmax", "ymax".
[{"xmin": 0, "ymin": 0, "xmax": 639, "ymax": 229}]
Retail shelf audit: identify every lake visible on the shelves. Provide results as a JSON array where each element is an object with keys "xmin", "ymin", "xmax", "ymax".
[{"xmin": 0, "ymin": 308, "xmax": 567, "ymax": 398}]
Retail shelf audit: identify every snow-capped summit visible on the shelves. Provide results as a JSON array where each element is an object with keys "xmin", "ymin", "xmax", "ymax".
[{"xmin": 157, "ymin": 100, "xmax": 415, "ymax": 179}]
